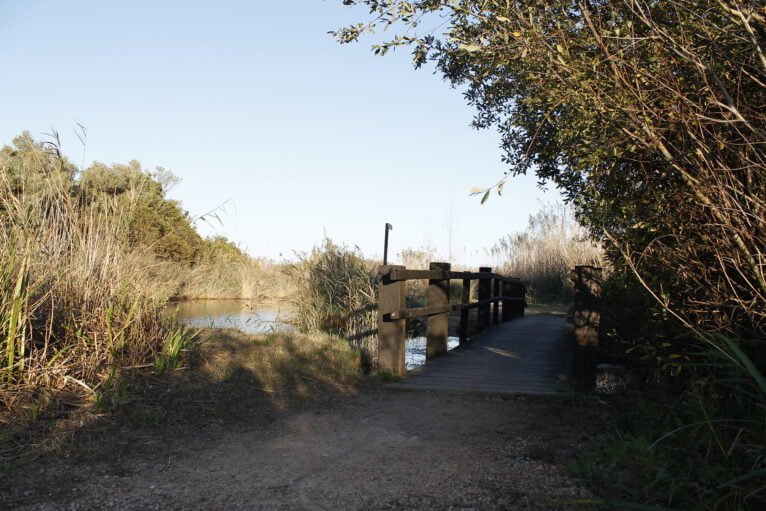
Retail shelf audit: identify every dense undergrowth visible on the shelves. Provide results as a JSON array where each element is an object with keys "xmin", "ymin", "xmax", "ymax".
[
  {"xmin": 575, "ymin": 270, "xmax": 766, "ymax": 510},
  {"xmin": 0, "ymin": 133, "xmax": 286, "ymax": 426}
]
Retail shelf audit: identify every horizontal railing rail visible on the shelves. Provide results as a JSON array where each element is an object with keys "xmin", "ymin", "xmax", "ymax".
[
  {"xmin": 384, "ymin": 297, "xmax": 527, "ymax": 321},
  {"xmin": 380, "ymin": 267, "xmax": 523, "ymax": 284}
]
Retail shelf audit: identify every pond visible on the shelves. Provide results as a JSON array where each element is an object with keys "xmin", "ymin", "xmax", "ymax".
[
  {"xmin": 169, "ymin": 300, "xmax": 460, "ymax": 370},
  {"xmin": 167, "ymin": 300, "xmax": 292, "ymax": 334}
]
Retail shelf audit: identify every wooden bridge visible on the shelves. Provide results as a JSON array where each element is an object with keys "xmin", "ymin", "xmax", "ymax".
[{"xmin": 376, "ymin": 263, "xmax": 602, "ymax": 394}]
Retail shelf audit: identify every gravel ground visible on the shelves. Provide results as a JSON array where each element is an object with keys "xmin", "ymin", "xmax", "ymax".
[{"xmin": 6, "ymin": 389, "xmax": 597, "ymax": 510}]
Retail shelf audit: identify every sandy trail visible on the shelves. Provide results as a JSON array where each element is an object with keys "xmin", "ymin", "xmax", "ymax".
[{"xmin": 11, "ymin": 389, "xmax": 595, "ymax": 510}]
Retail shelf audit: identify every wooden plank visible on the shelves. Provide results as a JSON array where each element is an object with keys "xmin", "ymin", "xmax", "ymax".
[
  {"xmin": 390, "ymin": 314, "xmax": 573, "ymax": 395},
  {"xmin": 387, "ymin": 305, "xmax": 452, "ymax": 320},
  {"xmin": 386, "ymin": 297, "xmax": 525, "ymax": 320}
]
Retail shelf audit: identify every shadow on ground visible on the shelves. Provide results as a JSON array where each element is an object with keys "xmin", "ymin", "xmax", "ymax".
[{"xmin": 1, "ymin": 328, "xmax": 367, "ymax": 503}]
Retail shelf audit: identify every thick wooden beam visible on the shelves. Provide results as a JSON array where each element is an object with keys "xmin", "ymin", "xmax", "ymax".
[
  {"xmin": 492, "ymin": 279, "xmax": 500, "ymax": 325},
  {"xmin": 571, "ymin": 265, "xmax": 602, "ymax": 391},
  {"xmin": 477, "ymin": 267, "xmax": 491, "ymax": 332},
  {"xmin": 377, "ymin": 265, "xmax": 406, "ymax": 376},
  {"xmin": 426, "ymin": 262, "xmax": 450, "ymax": 360}
]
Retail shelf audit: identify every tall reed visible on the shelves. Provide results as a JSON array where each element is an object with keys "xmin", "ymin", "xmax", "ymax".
[
  {"xmin": 0, "ymin": 149, "xmax": 188, "ymax": 420},
  {"xmin": 489, "ymin": 202, "xmax": 604, "ymax": 303},
  {"xmin": 291, "ymin": 239, "xmax": 377, "ymax": 366}
]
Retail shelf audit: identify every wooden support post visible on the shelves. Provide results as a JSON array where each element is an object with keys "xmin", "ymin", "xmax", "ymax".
[
  {"xmin": 492, "ymin": 279, "xmax": 500, "ymax": 325},
  {"xmin": 571, "ymin": 266, "xmax": 602, "ymax": 391},
  {"xmin": 511, "ymin": 282, "xmax": 525, "ymax": 318},
  {"xmin": 459, "ymin": 278, "xmax": 470, "ymax": 344},
  {"xmin": 377, "ymin": 265, "xmax": 406, "ymax": 376},
  {"xmin": 501, "ymin": 280, "xmax": 512, "ymax": 322},
  {"xmin": 477, "ymin": 267, "xmax": 491, "ymax": 332},
  {"xmin": 518, "ymin": 284, "xmax": 526, "ymax": 317},
  {"xmin": 426, "ymin": 262, "xmax": 450, "ymax": 360}
]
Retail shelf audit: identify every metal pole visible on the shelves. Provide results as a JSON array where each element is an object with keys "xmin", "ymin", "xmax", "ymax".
[{"xmin": 383, "ymin": 223, "xmax": 392, "ymax": 264}]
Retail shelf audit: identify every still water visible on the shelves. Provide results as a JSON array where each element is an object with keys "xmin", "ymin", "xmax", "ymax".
[
  {"xmin": 170, "ymin": 300, "xmax": 459, "ymax": 370},
  {"xmin": 405, "ymin": 336, "xmax": 460, "ymax": 371},
  {"xmin": 167, "ymin": 300, "xmax": 292, "ymax": 334}
]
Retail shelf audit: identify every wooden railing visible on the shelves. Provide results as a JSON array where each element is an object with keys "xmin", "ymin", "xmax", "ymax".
[{"xmin": 376, "ymin": 262, "xmax": 526, "ymax": 376}]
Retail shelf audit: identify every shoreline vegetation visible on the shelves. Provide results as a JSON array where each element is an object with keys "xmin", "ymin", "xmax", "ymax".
[
  {"xmin": 0, "ymin": 131, "xmax": 589, "ymax": 428},
  {"xmin": 0, "ymin": 133, "xmax": 284, "ymax": 427}
]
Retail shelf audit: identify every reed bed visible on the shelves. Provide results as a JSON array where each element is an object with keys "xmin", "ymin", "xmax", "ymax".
[
  {"xmin": 0, "ymin": 155, "xmax": 189, "ymax": 423},
  {"xmin": 290, "ymin": 239, "xmax": 377, "ymax": 368},
  {"xmin": 163, "ymin": 258, "xmax": 274, "ymax": 301},
  {"xmin": 490, "ymin": 203, "xmax": 604, "ymax": 303}
]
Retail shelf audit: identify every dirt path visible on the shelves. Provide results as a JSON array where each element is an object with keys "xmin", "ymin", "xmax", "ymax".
[{"xmin": 9, "ymin": 388, "xmax": 597, "ymax": 510}]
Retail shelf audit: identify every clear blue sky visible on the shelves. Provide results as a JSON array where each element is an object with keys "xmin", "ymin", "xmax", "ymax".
[{"xmin": 0, "ymin": 0, "xmax": 563, "ymax": 266}]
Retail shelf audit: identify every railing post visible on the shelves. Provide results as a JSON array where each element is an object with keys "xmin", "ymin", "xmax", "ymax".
[
  {"xmin": 518, "ymin": 283, "xmax": 526, "ymax": 317},
  {"xmin": 571, "ymin": 265, "xmax": 602, "ymax": 391},
  {"xmin": 377, "ymin": 265, "xmax": 406, "ymax": 376},
  {"xmin": 477, "ymin": 267, "xmax": 491, "ymax": 332},
  {"xmin": 512, "ymin": 282, "xmax": 526, "ymax": 318},
  {"xmin": 459, "ymin": 277, "xmax": 470, "ymax": 344},
  {"xmin": 426, "ymin": 262, "xmax": 450, "ymax": 360},
  {"xmin": 501, "ymin": 280, "xmax": 512, "ymax": 322},
  {"xmin": 492, "ymin": 278, "xmax": 500, "ymax": 325}
]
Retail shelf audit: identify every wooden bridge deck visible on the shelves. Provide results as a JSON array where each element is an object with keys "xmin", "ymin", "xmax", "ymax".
[{"xmin": 390, "ymin": 314, "xmax": 573, "ymax": 395}]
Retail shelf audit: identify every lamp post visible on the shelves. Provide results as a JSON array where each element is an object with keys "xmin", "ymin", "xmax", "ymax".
[{"xmin": 383, "ymin": 223, "xmax": 393, "ymax": 265}]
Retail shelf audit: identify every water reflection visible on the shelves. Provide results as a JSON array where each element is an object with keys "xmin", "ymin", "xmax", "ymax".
[
  {"xmin": 405, "ymin": 336, "xmax": 460, "ymax": 371},
  {"xmin": 168, "ymin": 300, "xmax": 292, "ymax": 334}
]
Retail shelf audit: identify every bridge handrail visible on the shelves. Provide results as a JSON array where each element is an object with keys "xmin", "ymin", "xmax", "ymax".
[
  {"xmin": 376, "ymin": 262, "xmax": 527, "ymax": 376},
  {"xmin": 380, "ymin": 267, "xmax": 523, "ymax": 284}
]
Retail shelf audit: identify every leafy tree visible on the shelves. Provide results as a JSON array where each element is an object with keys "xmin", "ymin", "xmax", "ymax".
[
  {"xmin": 79, "ymin": 161, "xmax": 203, "ymax": 264},
  {"xmin": 334, "ymin": 0, "xmax": 766, "ymax": 337},
  {"xmin": 200, "ymin": 235, "xmax": 248, "ymax": 263},
  {"xmin": 79, "ymin": 160, "xmax": 157, "ymax": 198},
  {"xmin": 1, "ymin": 135, "xmax": 205, "ymax": 265}
]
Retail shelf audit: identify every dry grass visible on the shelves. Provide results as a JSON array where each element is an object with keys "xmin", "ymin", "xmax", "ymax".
[
  {"xmin": 159, "ymin": 258, "xmax": 293, "ymax": 301},
  {"xmin": 290, "ymin": 239, "xmax": 377, "ymax": 366},
  {"xmin": 195, "ymin": 328, "xmax": 363, "ymax": 398},
  {"xmin": 490, "ymin": 203, "xmax": 604, "ymax": 303},
  {"xmin": 0, "ymin": 159, "xmax": 190, "ymax": 425}
]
